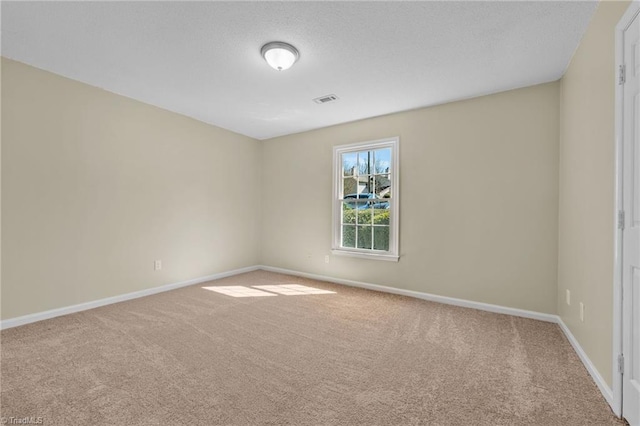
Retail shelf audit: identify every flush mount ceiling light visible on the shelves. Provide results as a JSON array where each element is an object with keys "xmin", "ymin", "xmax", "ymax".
[{"xmin": 261, "ymin": 41, "xmax": 299, "ymax": 71}]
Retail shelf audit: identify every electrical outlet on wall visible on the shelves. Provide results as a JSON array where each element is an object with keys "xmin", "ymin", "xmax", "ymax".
[
  {"xmin": 566, "ymin": 289, "xmax": 571, "ymax": 305},
  {"xmin": 579, "ymin": 302, "xmax": 585, "ymax": 322},
  {"xmin": 154, "ymin": 260, "xmax": 162, "ymax": 271},
  {"xmin": 325, "ymin": 255, "xmax": 330, "ymax": 264}
]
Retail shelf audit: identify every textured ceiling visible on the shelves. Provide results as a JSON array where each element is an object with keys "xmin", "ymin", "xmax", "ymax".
[{"xmin": 2, "ymin": 1, "xmax": 598, "ymax": 140}]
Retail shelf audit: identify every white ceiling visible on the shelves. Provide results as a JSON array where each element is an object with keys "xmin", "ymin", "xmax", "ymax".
[{"xmin": 2, "ymin": 1, "xmax": 598, "ymax": 140}]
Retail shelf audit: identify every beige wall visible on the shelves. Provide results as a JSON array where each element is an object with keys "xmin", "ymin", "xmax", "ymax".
[
  {"xmin": 1, "ymin": 58, "xmax": 3, "ymax": 322},
  {"xmin": 262, "ymin": 82, "xmax": 560, "ymax": 314},
  {"xmin": 1, "ymin": 58, "xmax": 261, "ymax": 320},
  {"xmin": 557, "ymin": 0, "xmax": 630, "ymax": 389},
  {"xmin": 1, "ymin": 60, "xmax": 561, "ymax": 320}
]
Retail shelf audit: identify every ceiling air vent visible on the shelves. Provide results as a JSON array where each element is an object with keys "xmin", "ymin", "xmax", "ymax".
[{"xmin": 313, "ymin": 94, "xmax": 339, "ymax": 104}]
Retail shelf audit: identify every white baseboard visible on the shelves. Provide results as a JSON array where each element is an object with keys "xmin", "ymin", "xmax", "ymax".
[
  {"xmin": 556, "ymin": 318, "xmax": 615, "ymax": 410},
  {"xmin": 0, "ymin": 265, "xmax": 259, "ymax": 330},
  {"xmin": 258, "ymin": 265, "xmax": 558, "ymax": 323},
  {"xmin": 258, "ymin": 265, "xmax": 617, "ymax": 414}
]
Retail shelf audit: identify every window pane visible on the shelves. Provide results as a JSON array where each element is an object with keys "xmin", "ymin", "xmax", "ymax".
[
  {"xmin": 357, "ymin": 205, "xmax": 373, "ymax": 225},
  {"xmin": 342, "ymin": 152, "xmax": 357, "ymax": 176},
  {"xmin": 373, "ymin": 226, "xmax": 390, "ymax": 251},
  {"xmin": 357, "ymin": 151, "xmax": 371, "ymax": 175},
  {"xmin": 374, "ymin": 174, "xmax": 391, "ymax": 200},
  {"xmin": 343, "ymin": 177, "xmax": 357, "ymax": 198},
  {"xmin": 357, "ymin": 225, "xmax": 372, "ymax": 249},
  {"xmin": 342, "ymin": 225, "xmax": 356, "ymax": 248},
  {"xmin": 373, "ymin": 208, "xmax": 390, "ymax": 225},
  {"xmin": 342, "ymin": 202, "xmax": 356, "ymax": 224},
  {"xmin": 373, "ymin": 148, "xmax": 392, "ymax": 174}
]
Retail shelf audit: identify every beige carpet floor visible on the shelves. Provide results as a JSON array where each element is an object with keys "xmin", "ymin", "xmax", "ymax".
[{"xmin": 1, "ymin": 270, "xmax": 624, "ymax": 425}]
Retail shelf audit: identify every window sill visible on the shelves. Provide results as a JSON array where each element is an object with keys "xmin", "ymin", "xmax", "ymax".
[{"xmin": 331, "ymin": 249, "xmax": 399, "ymax": 262}]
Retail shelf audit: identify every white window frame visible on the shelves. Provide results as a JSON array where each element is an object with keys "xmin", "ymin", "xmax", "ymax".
[{"xmin": 332, "ymin": 137, "xmax": 399, "ymax": 261}]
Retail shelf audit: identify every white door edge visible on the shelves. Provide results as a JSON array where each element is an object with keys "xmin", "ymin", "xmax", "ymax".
[{"xmin": 614, "ymin": 0, "xmax": 640, "ymax": 420}]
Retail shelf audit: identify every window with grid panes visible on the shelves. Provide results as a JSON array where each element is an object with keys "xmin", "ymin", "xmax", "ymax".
[{"xmin": 332, "ymin": 138, "xmax": 399, "ymax": 261}]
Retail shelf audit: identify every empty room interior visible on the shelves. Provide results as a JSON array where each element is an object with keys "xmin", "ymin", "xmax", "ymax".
[{"xmin": 2, "ymin": 1, "xmax": 640, "ymax": 425}]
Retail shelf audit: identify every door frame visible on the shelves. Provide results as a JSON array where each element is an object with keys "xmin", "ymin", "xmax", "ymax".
[{"xmin": 614, "ymin": 0, "xmax": 640, "ymax": 418}]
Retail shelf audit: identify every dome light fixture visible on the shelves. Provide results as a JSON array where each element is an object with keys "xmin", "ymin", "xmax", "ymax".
[{"xmin": 261, "ymin": 41, "xmax": 299, "ymax": 71}]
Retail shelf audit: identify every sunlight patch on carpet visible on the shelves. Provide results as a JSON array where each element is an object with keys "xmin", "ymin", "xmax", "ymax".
[
  {"xmin": 202, "ymin": 286, "xmax": 277, "ymax": 297},
  {"xmin": 252, "ymin": 284, "xmax": 336, "ymax": 295}
]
